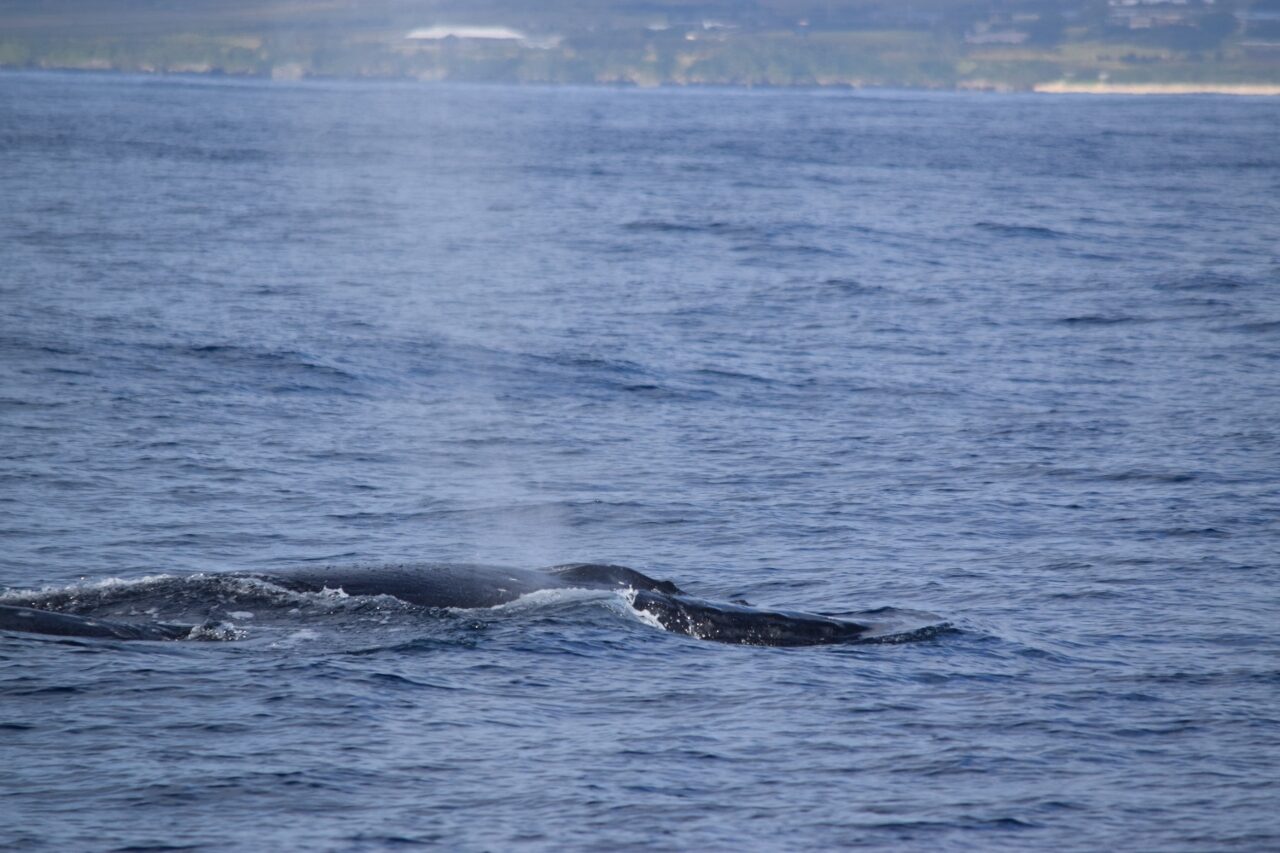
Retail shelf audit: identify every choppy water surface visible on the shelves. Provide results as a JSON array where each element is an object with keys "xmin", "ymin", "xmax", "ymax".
[{"xmin": 1, "ymin": 72, "xmax": 1278, "ymax": 850}]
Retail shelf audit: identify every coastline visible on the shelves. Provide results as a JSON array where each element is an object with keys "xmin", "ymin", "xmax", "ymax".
[
  {"xmin": 1034, "ymin": 81, "xmax": 1280, "ymax": 96},
  {"xmin": 4, "ymin": 66, "xmax": 1280, "ymax": 97}
]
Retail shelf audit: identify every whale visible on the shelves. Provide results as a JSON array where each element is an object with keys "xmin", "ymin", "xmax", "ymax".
[{"xmin": 0, "ymin": 562, "xmax": 876, "ymax": 646}]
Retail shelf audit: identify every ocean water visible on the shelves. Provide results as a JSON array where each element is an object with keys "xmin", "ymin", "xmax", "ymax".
[{"xmin": 1, "ymin": 71, "xmax": 1278, "ymax": 850}]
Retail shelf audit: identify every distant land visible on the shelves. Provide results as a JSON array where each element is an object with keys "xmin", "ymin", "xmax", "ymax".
[{"xmin": 2, "ymin": 0, "xmax": 1278, "ymax": 92}]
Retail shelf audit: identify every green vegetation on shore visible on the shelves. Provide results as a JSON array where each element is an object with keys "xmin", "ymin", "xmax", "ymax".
[{"xmin": 2, "ymin": 1, "xmax": 1277, "ymax": 90}]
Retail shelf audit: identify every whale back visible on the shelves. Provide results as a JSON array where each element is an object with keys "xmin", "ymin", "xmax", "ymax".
[
  {"xmin": 0, "ymin": 604, "xmax": 193, "ymax": 641},
  {"xmin": 630, "ymin": 590, "xmax": 871, "ymax": 647},
  {"xmin": 262, "ymin": 563, "xmax": 567, "ymax": 609},
  {"xmin": 547, "ymin": 563, "xmax": 683, "ymax": 595},
  {"xmin": 2, "ymin": 564, "xmax": 882, "ymax": 646}
]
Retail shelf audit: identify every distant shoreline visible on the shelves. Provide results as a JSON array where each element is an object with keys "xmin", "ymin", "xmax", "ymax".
[
  {"xmin": 4, "ymin": 66, "xmax": 1280, "ymax": 97},
  {"xmin": 1034, "ymin": 81, "xmax": 1280, "ymax": 96}
]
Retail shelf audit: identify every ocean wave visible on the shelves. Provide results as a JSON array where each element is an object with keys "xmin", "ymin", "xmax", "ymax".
[{"xmin": 974, "ymin": 222, "xmax": 1071, "ymax": 239}]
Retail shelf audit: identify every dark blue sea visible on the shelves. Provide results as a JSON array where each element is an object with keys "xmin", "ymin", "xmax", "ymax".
[{"xmin": 1, "ymin": 71, "xmax": 1278, "ymax": 851}]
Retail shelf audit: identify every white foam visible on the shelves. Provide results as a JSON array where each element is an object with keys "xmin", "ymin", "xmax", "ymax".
[
  {"xmin": 627, "ymin": 603, "xmax": 668, "ymax": 632},
  {"xmin": 0, "ymin": 573, "xmax": 178, "ymax": 602},
  {"xmin": 186, "ymin": 621, "xmax": 247, "ymax": 641},
  {"xmin": 615, "ymin": 588, "xmax": 674, "ymax": 634},
  {"xmin": 455, "ymin": 586, "xmax": 617, "ymax": 613},
  {"xmin": 277, "ymin": 628, "xmax": 320, "ymax": 646}
]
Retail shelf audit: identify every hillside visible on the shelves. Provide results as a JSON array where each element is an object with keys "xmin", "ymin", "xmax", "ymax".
[{"xmin": 2, "ymin": 0, "xmax": 1277, "ymax": 90}]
